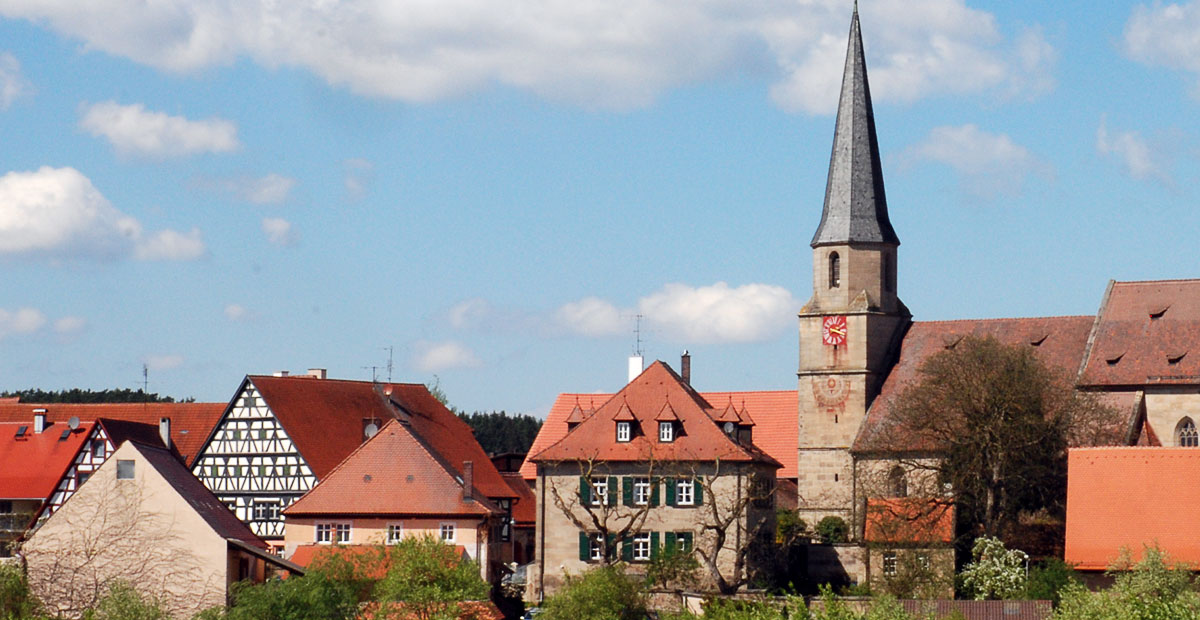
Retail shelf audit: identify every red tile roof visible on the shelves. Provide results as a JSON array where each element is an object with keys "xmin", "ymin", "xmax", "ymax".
[
  {"xmin": 1080, "ymin": 280, "xmax": 1200, "ymax": 387},
  {"xmin": 284, "ymin": 419, "xmax": 498, "ymax": 517},
  {"xmin": 853, "ymin": 316, "xmax": 1096, "ymax": 453},
  {"xmin": 0, "ymin": 402, "xmax": 223, "ymax": 465},
  {"xmin": 0, "ymin": 421, "xmax": 94, "ymax": 500},
  {"xmin": 529, "ymin": 362, "xmax": 780, "ymax": 468},
  {"xmin": 863, "ymin": 498, "xmax": 955, "ymax": 544},
  {"xmin": 247, "ymin": 376, "xmax": 515, "ymax": 500},
  {"xmin": 520, "ymin": 383, "xmax": 796, "ymax": 480},
  {"xmin": 501, "ymin": 473, "xmax": 536, "ymax": 526},
  {"xmin": 1065, "ymin": 447, "xmax": 1200, "ymax": 570}
]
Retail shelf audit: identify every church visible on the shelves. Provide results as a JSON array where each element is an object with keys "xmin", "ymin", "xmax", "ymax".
[{"xmin": 524, "ymin": 4, "xmax": 1200, "ymax": 593}]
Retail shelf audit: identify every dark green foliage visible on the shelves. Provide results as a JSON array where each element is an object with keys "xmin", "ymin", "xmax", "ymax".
[
  {"xmin": 815, "ymin": 516, "xmax": 848, "ymax": 544},
  {"xmin": 373, "ymin": 535, "xmax": 490, "ymax": 619},
  {"xmin": 221, "ymin": 570, "xmax": 359, "ymax": 620},
  {"xmin": 81, "ymin": 582, "xmax": 169, "ymax": 620},
  {"xmin": 0, "ymin": 563, "xmax": 41, "ymax": 620},
  {"xmin": 645, "ymin": 546, "xmax": 701, "ymax": 590},
  {"xmin": 777, "ymin": 510, "xmax": 808, "ymax": 546},
  {"xmin": 456, "ymin": 410, "xmax": 542, "ymax": 455},
  {"xmin": 540, "ymin": 565, "xmax": 648, "ymax": 620},
  {"xmin": 0, "ymin": 388, "xmax": 187, "ymax": 403},
  {"xmin": 1023, "ymin": 557, "xmax": 1081, "ymax": 606},
  {"xmin": 1054, "ymin": 546, "xmax": 1200, "ymax": 619}
]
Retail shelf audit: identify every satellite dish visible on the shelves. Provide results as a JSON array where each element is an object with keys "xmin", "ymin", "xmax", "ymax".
[
  {"xmin": 364, "ymin": 422, "xmax": 380, "ymax": 438},
  {"xmin": 723, "ymin": 422, "xmax": 734, "ymax": 434},
  {"xmin": 68, "ymin": 416, "xmax": 80, "ymax": 430}
]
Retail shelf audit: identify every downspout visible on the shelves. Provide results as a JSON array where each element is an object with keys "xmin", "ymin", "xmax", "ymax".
[{"xmin": 537, "ymin": 466, "xmax": 546, "ymax": 602}]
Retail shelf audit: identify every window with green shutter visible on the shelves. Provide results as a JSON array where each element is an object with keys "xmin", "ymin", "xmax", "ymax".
[
  {"xmin": 579, "ymin": 531, "xmax": 590, "ymax": 561},
  {"xmin": 665, "ymin": 477, "xmax": 676, "ymax": 506},
  {"xmin": 694, "ymin": 478, "xmax": 703, "ymax": 505},
  {"xmin": 665, "ymin": 531, "xmax": 677, "ymax": 550},
  {"xmin": 578, "ymin": 476, "xmax": 590, "ymax": 504},
  {"xmin": 622, "ymin": 535, "xmax": 633, "ymax": 562},
  {"xmin": 607, "ymin": 476, "xmax": 618, "ymax": 506},
  {"xmin": 650, "ymin": 532, "xmax": 660, "ymax": 559},
  {"xmin": 622, "ymin": 477, "xmax": 634, "ymax": 506},
  {"xmin": 650, "ymin": 479, "xmax": 660, "ymax": 507}
]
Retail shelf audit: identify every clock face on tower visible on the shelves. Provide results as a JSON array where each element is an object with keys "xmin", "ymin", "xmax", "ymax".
[{"xmin": 822, "ymin": 315, "xmax": 847, "ymax": 346}]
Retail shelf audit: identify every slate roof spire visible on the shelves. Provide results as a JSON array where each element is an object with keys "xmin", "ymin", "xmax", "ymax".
[{"xmin": 810, "ymin": 5, "xmax": 899, "ymax": 248}]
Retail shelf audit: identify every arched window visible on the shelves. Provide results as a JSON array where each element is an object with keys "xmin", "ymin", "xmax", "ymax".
[
  {"xmin": 887, "ymin": 466, "xmax": 907, "ymax": 498},
  {"xmin": 1177, "ymin": 418, "xmax": 1198, "ymax": 447},
  {"xmin": 829, "ymin": 252, "xmax": 841, "ymax": 289}
]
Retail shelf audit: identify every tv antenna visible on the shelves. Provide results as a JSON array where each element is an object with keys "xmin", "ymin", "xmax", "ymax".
[
  {"xmin": 362, "ymin": 365, "xmax": 382, "ymax": 383},
  {"xmin": 632, "ymin": 314, "xmax": 644, "ymax": 357},
  {"xmin": 383, "ymin": 346, "xmax": 394, "ymax": 383}
]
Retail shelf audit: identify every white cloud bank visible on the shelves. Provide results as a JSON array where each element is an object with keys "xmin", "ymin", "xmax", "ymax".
[
  {"xmin": 2, "ymin": 0, "xmax": 1052, "ymax": 114},
  {"xmin": 0, "ymin": 166, "xmax": 206, "ymax": 261},
  {"xmin": 412, "ymin": 341, "xmax": 481, "ymax": 372},
  {"xmin": 1096, "ymin": 117, "xmax": 1173, "ymax": 185},
  {"xmin": 0, "ymin": 52, "xmax": 31, "ymax": 109},
  {"xmin": 1124, "ymin": 1, "xmax": 1200, "ymax": 98},
  {"xmin": 898, "ymin": 125, "xmax": 1050, "ymax": 200},
  {"xmin": 79, "ymin": 101, "xmax": 239, "ymax": 157},
  {"xmin": 0, "ymin": 307, "xmax": 46, "ymax": 339}
]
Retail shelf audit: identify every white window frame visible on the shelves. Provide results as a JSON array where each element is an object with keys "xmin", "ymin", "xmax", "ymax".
[
  {"xmin": 676, "ymin": 479, "xmax": 694, "ymax": 506},
  {"xmin": 590, "ymin": 478, "xmax": 608, "ymax": 506},
  {"xmin": 659, "ymin": 422, "xmax": 674, "ymax": 442},
  {"xmin": 882, "ymin": 551, "xmax": 898, "ymax": 576},
  {"xmin": 440, "ymin": 522, "xmax": 456, "ymax": 543},
  {"xmin": 633, "ymin": 478, "xmax": 651, "ymax": 506},
  {"xmin": 616, "ymin": 422, "xmax": 631, "ymax": 442},
  {"xmin": 589, "ymin": 533, "xmax": 604, "ymax": 561},
  {"xmin": 253, "ymin": 500, "xmax": 281, "ymax": 522},
  {"xmin": 387, "ymin": 523, "xmax": 404, "ymax": 545},
  {"xmin": 335, "ymin": 523, "xmax": 351, "ymax": 543},
  {"xmin": 633, "ymin": 533, "xmax": 652, "ymax": 561},
  {"xmin": 316, "ymin": 522, "xmax": 351, "ymax": 544}
]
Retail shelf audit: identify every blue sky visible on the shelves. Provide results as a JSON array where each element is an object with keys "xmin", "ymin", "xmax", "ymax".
[{"xmin": 1, "ymin": 0, "xmax": 1198, "ymax": 416}]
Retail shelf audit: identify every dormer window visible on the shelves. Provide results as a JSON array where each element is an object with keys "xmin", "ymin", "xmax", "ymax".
[
  {"xmin": 616, "ymin": 421, "xmax": 631, "ymax": 442},
  {"xmin": 829, "ymin": 252, "xmax": 841, "ymax": 288},
  {"xmin": 659, "ymin": 422, "xmax": 674, "ymax": 442}
]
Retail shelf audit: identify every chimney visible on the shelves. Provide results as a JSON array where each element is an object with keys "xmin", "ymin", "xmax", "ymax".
[
  {"xmin": 33, "ymin": 409, "xmax": 46, "ymax": 434},
  {"xmin": 159, "ymin": 417, "xmax": 171, "ymax": 449},
  {"xmin": 462, "ymin": 461, "xmax": 474, "ymax": 502},
  {"xmin": 627, "ymin": 355, "xmax": 644, "ymax": 384},
  {"xmin": 273, "ymin": 370, "xmax": 289, "ymax": 377},
  {"xmin": 307, "ymin": 368, "xmax": 327, "ymax": 379},
  {"xmin": 681, "ymin": 350, "xmax": 691, "ymax": 386}
]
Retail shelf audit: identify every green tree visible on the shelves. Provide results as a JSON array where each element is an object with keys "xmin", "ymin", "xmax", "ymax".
[
  {"xmin": 815, "ymin": 516, "xmax": 849, "ymax": 544},
  {"xmin": 1054, "ymin": 546, "xmax": 1200, "ymax": 619},
  {"xmin": 540, "ymin": 564, "xmax": 649, "ymax": 620},
  {"xmin": 456, "ymin": 410, "xmax": 543, "ymax": 455},
  {"xmin": 1, "ymin": 388, "xmax": 187, "ymax": 403},
  {"xmin": 1023, "ymin": 557, "xmax": 1081, "ymax": 606},
  {"xmin": 645, "ymin": 545, "xmax": 701, "ymax": 591},
  {"xmin": 959, "ymin": 536, "xmax": 1028, "ymax": 600},
  {"xmin": 888, "ymin": 336, "xmax": 1118, "ymax": 539},
  {"xmin": 0, "ymin": 563, "xmax": 42, "ymax": 620},
  {"xmin": 81, "ymin": 582, "xmax": 170, "ymax": 620},
  {"xmin": 373, "ymin": 535, "xmax": 490, "ymax": 620},
  {"xmin": 223, "ymin": 571, "xmax": 359, "ymax": 620}
]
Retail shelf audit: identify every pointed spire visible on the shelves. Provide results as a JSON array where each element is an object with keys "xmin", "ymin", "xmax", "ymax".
[{"xmin": 811, "ymin": 7, "xmax": 899, "ymax": 248}]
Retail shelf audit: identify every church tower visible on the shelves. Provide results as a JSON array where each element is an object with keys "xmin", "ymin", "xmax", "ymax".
[{"xmin": 796, "ymin": 6, "xmax": 911, "ymax": 527}]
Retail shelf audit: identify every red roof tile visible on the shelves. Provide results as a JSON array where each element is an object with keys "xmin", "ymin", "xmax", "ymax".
[
  {"xmin": 501, "ymin": 473, "xmax": 536, "ymax": 526},
  {"xmin": 863, "ymin": 498, "xmax": 955, "ymax": 544},
  {"xmin": 246, "ymin": 376, "xmax": 515, "ymax": 500},
  {"xmin": 1066, "ymin": 447, "xmax": 1200, "ymax": 570},
  {"xmin": 0, "ymin": 402, "xmax": 223, "ymax": 466},
  {"xmin": 529, "ymin": 362, "xmax": 780, "ymax": 468},
  {"xmin": 284, "ymin": 419, "xmax": 498, "ymax": 517},
  {"xmin": 0, "ymin": 421, "xmax": 94, "ymax": 500},
  {"xmin": 520, "ymin": 385, "xmax": 797, "ymax": 479},
  {"xmin": 1080, "ymin": 280, "xmax": 1200, "ymax": 387},
  {"xmin": 853, "ymin": 316, "xmax": 1096, "ymax": 453}
]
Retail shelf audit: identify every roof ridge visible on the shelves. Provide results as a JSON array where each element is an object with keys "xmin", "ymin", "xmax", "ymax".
[{"xmin": 913, "ymin": 315, "xmax": 1093, "ymax": 325}]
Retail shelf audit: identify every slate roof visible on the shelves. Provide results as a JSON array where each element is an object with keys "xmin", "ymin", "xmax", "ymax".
[
  {"xmin": 1065, "ymin": 447, "xmax": 1200, "ymax": 570},
  {"xmin": 1079, "ymin": 280, "xmax": 1200, "ymax": 387},
  {"xmin": 853, "ymin": 316, "xmax": 1096, "ymax": 454},
  {"xmin": 863, "ymin": 498, "xmax": 955, "ymax": 544},
  {"xmin": 521, "ymin": 385, "xmax": 796, "ymax": 479},
  {"xmin": 529, "ymin": 362, "xmax": 780, "ymax": 468},
  {"xmin": 0, "ymin": 421, "xmax": 94, "ymax": 500},
  {"xmin": 245, "ymin": 376, "xmax": 515, "ymax": 500},
  {"xmin": 810, "ymin": 7, "xmax": 898, "ymax": 248},
  {"xmin": 0, "ymin": 402, "xmax": 223, "ymax": 466},
  {"xmin": 284, "ymin": 418, "xmax": 498, "ymax": 517}
]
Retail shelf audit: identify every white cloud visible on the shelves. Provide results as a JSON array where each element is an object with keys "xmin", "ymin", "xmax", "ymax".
[
  {"xmin": 0, "ymin": 52, "xmax": 31, "ymax": 109},
  {"xmin": 898, "ymin": 125, "xmax": 1050, "ymax": 200},
  {"xmin": 0, "ymin": 307, "xmax": 46, "ymax": 339},
  {"xmin": 412, "ymin": 341, "xmax": 481, "ymax": 373},
  {"xmin": 555, "ymin": 297, "xmax": 626, "ymax": 338},
  {"xmin": 53, "ymin": 316, "xmax": 86, "ymax": 334},
  {"xmin": 1124, "ymin": 1, "xmax": 1200, "ymax": 97},
  {"xmin": 222, "ymin": 173, "xmax": 295, "ymax": 204},
  {"xmin": 144, "ymin": 354, "xmax": 184, "ymax": 371},
  {"xmin": 638, "ymin": 282, "xmax": 799, "ymax": 344},
  {"xmin": 0, "ymin": 166, "xmax": 205, "ymax": 261},
  {"xmin": 344, "ymin": 158, "xmax": 374, "ymax": 199},
  {"xmin": 448, "ymin": 298, "xmax": 491, "ymax": 330},
  {"xmin": 261, "ymin": 217, "xmax": 297, "ymax": 246},
  {"xmin": 79, "ymin": 101, "xmax": 239, "ymax": 157},
  {"xmin": 1096, "ymin": 116, "xmax": 1172, "ymax": 184},
  {"xmin": 224, "ymin": 304, "xmax": 249, "ymax": 321},
  {"xmin": 2, "ymin": 0, "xmax": 1052, "ymax": 114}
]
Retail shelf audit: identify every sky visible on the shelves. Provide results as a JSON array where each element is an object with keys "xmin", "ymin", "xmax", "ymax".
[{"xmin": 1, "ymin": 0, "xmax": 1199, "ymax": 416}]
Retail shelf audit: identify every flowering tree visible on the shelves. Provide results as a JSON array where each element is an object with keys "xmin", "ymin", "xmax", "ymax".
[{"xmin": 959, "ymin": 536, "xmax": 1028, "ymax": 600}]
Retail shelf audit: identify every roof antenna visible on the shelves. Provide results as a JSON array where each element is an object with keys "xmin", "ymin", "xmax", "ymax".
[
  {"xmin": 383, "ymin": 346, "xmax": 394, "ymax": 383},
  {"xmin": 633, "ymin": 313, "xmax": 644, "ymax": 357}
]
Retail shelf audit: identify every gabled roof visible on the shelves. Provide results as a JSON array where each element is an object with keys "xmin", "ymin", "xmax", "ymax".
[
  {"xmin": 129, "ymin": 441, "xmax": 267, "ymax": 549},
  {"xmin": 1065, "ymin": 447, "xmax": 1200, "ymax": 570},
  {"xmin": 853, "ymin": 316, "xmax": 1096, "ymax": 454},
  {"xmin": 284, "ymin": 419, "xmax": 498, "ymax": 517},
  {"xmin": 0, "ymin": 402, "xmax": 223, "ymax": 465},
  {"xmin": 529, "ymin": 362, "xmax": 780, "ymax": 468},
  {"xmin": 0, "ymin": 421, "xmax": 94, "ymax": 500},
  {"xmin": 810, "ymin": 6, "xmax": 898, "ymax": 249},
  {"xmin": 863, "ymin": 498, "xmax": 955, "ymax": 545},
  {"xmin": 1079, "ymin": 280, "xmax": 1200, "ymax": 387},
  {"xmin": 244, "ymin": 376, "xmax": 515, "ymax": 499},
  {"xmin": 520, "ymin": 387, "xmax": 797, "ymax": 479}
]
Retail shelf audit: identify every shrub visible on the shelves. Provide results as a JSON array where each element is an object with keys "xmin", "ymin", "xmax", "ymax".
[
  {"xmin": 540, "ymin": 565, "xmax": 647, "ymax": 620},
  {"xmin": 959, "ymin": 537, "xmax": 1027, "ymax": 600},
  {"xmin": 81, "ymin": 582, "xmax": 170, "ymax": 620},
  {"xmin": 815, "ymin": 516, "xmax": 848, "ymax": 544},
  {"xmin": 1023, "ymin": 557, "xmax": 1081, "ymax": 606}
]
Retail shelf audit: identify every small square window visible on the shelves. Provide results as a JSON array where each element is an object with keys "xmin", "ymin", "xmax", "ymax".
[
  {"xmin": 616, "ymin": 422, "xmax": 631, "ymax": 442},
  {"xmin": 882, "ymin": 551, "xmax": 898, "ymax": 576},
  {"xmin": 253, "ymin": 501, "xmax": 280, "ymax": 521},
  {"xmin": 589, "ymin": 533, "xmax": 604, "ymax": 561},
  {"xmin": 440, "ymin": 523, "xmax": 456, "ymax": 542},
  {"xmin": 316, "ymin": 523, "xmax": 333, "ymax": 544},
  {"xmin": 335, "ymin": 523, "xmax": 350, "ymax": 543},
  {"xmin": 633, "ymin": 533, "xmax": 651, "ymax": 561},
  {"xmin": 659, "ymin": 422, "xmax": 674, "ymax": 442},
  {"xmin": 676, "ymin": 479, "xmax": 694, "ymax": 506},
  {"xmin": 387, "ymin": 524, "xmax": 403, "ymax": 545},
  {"xmin": 116, "ymin": 460, "xmax": 135, "ymax": 480},
  {"xmin": 633, "ymin": 478, "xmax": 651, "ymax": 505},
  {"xmin": 92, "ymin": 441, "xmax": 105, "ymax": 458},
  {"xmin": 917, "ymin": 554, "xmax": 931, "ymax": 571},
  {"xmin": 590, "ymin": 478, "xmax": 609, "ymax": 506}
]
